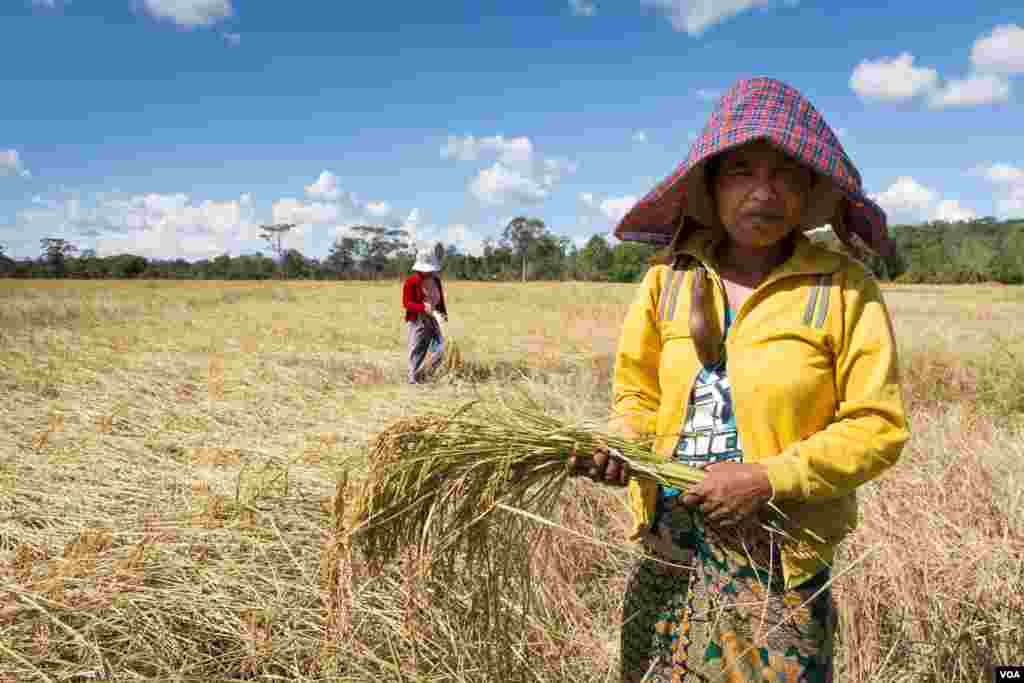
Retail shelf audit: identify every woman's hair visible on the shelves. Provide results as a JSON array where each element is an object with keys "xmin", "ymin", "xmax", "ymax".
[{"xmin": 703, "ymin": 154, "xmax": 721, "ymax": 189}]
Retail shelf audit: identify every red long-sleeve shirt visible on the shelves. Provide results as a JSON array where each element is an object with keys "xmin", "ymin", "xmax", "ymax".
[{"xmin": 402, "ymin": 272, "xmax": 447, "ymax": 322}]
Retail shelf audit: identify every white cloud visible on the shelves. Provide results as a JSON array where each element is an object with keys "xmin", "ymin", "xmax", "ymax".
[
  {"xmin": 928, "ymin": 73, "xmax": 1011, "ymax": 108},
  {"xmin": 579, "ymin": 192, "xmax": 638, "ymax": 222},
  {"xmin": 599, "ymin": 195, "xmax": 638, "ymax": 222},
  {"xmin": 445, "ymin": 223, "xmax": 485, "ymax": 257},
  {"xmin": 931, "ymin": 199, "xmax": 977, "ymax": 223},
  {"xmin": 271, "ymin": 198, "xmax": 341, "ymax": 227},
  {"xmin": 470, "ymin": 163, "xmax": 548, "ymax": 205},
  {"xmin": 378, "ymin": 209, "xmax": 483, "ymax": 258},
  {"xmin": 11, "ymin": 189, "xmax": 296, "ymax": 262},
  {"xmin": 365, "ymin": 201, "xmax": 392, "ymax": 217},
  {"xmin": 544, "ymin": 157, "xmax": 579, "ymax": 175},
  {"xmin": 569, "ymin": 0, "xmax": 596, "ymax": 16},
  {"xmin": 223, "ymin": 32, "xmax": 241, "ymax": 46},
  {"xmin": 445, "ymin": 134, "xmax": 577, "ymax": 204},
  {"xmin": 870, "ymin": 176, "xmax": 982, "ymax": 224},
  {"xmin": 850, "ymin": 53, "xmax": 940, "ymax": 101},
  {"xmin": 305, "ymin": 170, "xmax": 342, "ymax": 200},
  {"xmin": 297, "ymin": 170, "xmax": 397, "ymax": 222},
  {"xmin": 853, "ymin": 27, "xmax": 1023, "ymax": 110},
  {"xmin": 974, "ymin": 162, "xmax": 1024, "ymax": 218},
  {"xmin": 14, "ymin": 191, "xmax": 263, "ymax": 260},
  {"xmin": 1, "ymin": 149, "xmax": 30, "ymax": 178},
  {"xmin": 411, "ymin": 223, "xmax": 485, "ymax": 258},
  {"xmin": 871, "ymin": 176, "xmax": 937, "ymax": 213},
  {"xmin": 142, "ymin": 0, "xmax": 234, "ymax": 28},
  {"xmin": 644, "ymin": 0, "xmax": 790, "ymax": 36},
  {"xmin": 540, "ymin": 157, "xmax": 579, "ymax": 189},
  {"xmin": 999, "ymin": 196, "xmax": 1024, "ymax": 216},
  {"xmin": 976, "ymin": 162, "xmax": 1024, "ymax": 185},
  {"xmin": 441, "ymin": 136, "xmax": 479, "ymax": 162},
  {"xmin": 442, "ymin": 134, "xmax": 534, "ymax": 167},
  {"xmin": 971, "ymin": 24, "xmax": 1024, "ymax": 74},
  {"xmin": 334, "ymin": 224, "xmax": 355, "ymax": 238},
  {"xmin": 482, "ymin": 135, "xmax": 534, "ymax": 166},
  {"xmin": 632, "ymin": 130, "xmax": 648, "ymax": 143}
]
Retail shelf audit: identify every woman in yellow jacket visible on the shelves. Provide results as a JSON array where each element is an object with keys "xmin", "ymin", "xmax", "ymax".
[{"xmin": 577, "ymin": 78, "xmax": 910, "ymax": 681}]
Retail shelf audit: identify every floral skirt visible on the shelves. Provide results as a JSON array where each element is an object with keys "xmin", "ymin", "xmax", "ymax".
[{"xmin": 620, "ymin": 495, "xmax": 836, "ymax": 683}]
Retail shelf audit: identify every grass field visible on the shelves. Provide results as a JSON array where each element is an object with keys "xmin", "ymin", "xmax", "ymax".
[{"xmin": 1, "ymin": 279, "xmax": 1022, "ymax": 682}]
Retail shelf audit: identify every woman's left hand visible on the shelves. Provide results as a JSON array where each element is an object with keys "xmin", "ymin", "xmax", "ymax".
[{"xmin": 681, "ymin": 462, "xmax": 773, "ymax": 527}]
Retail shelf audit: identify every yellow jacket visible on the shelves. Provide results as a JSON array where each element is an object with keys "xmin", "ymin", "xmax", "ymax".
[{"xmin": 611, "ymin": 229, "xmax": 909, "ymax": 589}]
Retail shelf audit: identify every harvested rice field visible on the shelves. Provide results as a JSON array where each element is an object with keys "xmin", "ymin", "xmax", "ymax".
[{"xmin": 1, "ymin": 279, "xmax": 1022, "ymax": 682}]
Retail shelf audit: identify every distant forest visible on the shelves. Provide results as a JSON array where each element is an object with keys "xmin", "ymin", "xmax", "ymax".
[{"xmin": 3, "ymin": 216, "xmax": 1023, "ymax": 284}]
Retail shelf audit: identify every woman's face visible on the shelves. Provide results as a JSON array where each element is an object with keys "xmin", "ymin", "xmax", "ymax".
[{"xmin": 712, "ymin": 140, "xmax": 815, "ymax": 250}]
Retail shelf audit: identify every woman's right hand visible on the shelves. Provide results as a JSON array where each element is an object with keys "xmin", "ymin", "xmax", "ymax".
[
  {"xmin": 568, "ymin": 448, "xmax": 630, "ymax": 486},
  {"xmin": 423, "ymin": 302, "xmax": 434, "ymax": 314}
]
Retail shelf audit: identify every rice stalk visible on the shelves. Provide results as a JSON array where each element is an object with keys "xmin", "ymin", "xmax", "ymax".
[
  {"xmin": 431, "ymin": 318, "xmax": 465, "ymax": 382},
  {"xmin": 349, "ymin": 402, "xmax": 701, "ymax": 572},
  {"xmin": 346, "ymin": 399, "xmax": 829, "ymax": 582}
]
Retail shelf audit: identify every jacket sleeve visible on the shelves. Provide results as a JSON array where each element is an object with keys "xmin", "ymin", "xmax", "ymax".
[
  {"xmin": 759, "ymin": 267, "xmax": 910, "ymax": 502},
  {"xmin": 436, "ymin": 279, "xmax": 448, "ymax": 317},
  {"xmin": 402, "ymin": 275, "xmax": 426, "ymax": 314},
  {"xmin": 610, "ymin": 267, "xmax": 663, "ymax": 439}
]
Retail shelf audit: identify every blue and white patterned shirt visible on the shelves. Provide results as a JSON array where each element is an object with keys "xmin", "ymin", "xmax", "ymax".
[{"xmin": 661, "ymin": 306, "xmax": 743, "ymax": 498}]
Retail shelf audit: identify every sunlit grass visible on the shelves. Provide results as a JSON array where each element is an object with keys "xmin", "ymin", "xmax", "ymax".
[{"xmin": 0, "ymin": 278, "xmax": 1021, "ymax": 681}]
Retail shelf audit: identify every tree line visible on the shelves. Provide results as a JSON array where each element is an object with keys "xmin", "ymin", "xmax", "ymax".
[
  {"xmin": 803, "ymin": 216, "xmax": 1024, "ymax": 284},
  {"xmin": 3, "ymin": 216, "xmax": 1023, "ymax": 284},
  {"xmin": 0, "ymin": 218, "xmax": 659, "ymax": 283}
]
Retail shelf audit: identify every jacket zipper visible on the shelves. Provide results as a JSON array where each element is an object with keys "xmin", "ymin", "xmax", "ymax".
[{"xmin": 668, "ymin": 259, "xmax": 830, "ymax": 464}]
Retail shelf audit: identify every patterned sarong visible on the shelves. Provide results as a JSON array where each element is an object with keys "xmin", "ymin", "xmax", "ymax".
[{"xmin": 620, "ymin": 496, "xmax": 836, "ymax": 683}]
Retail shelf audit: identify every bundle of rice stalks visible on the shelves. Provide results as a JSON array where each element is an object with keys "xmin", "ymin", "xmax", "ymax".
[
  {"xmin": 340, "ymin": 401, "xmax": 836, "ymax": 677},
  {"xmin": 434, "ymin": 322, "xmax": 464, "ymax": 380},
  {"xmin": 416, "ymin": 315, "xmax": 465, "ymax": 383},
  {"xmin": 346, "ymin": 401, "xmax": 708, "ymax": 576}
]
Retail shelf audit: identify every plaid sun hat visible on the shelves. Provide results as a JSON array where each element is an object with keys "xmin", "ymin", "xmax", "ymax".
[{"xmin": 614, "ymin": 77, "xmax": 895, "ymax": 258}]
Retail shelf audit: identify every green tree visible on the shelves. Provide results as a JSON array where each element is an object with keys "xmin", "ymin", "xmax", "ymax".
[
  {"xmin": 281, "ymin": 249, "xmax": 311, "ymax": 279},
  {"xmin": 608, "ymin": 241, "xmax": 657, "ymax": 282},
  {"xmin": 108, "ymin": 254, "xmax": 148, "ymax": 278},
  {"xmin": 526, "ymin": 233, "xmax": 568, "ymax": 280},
  {"xmin": 39, "ymin": 237, "xmax": 78, "ymax": 278},
  {"xmin": 993, "ymin": 224, "xmax": 1024, "ymax": 283},
  {"xmin": 955, "ymin": 235, "xmax": 997, "ymax": 279},
  {"xmin": 350, "ymin": 225, "xmax": 409, "ymax": 277},
  {"xmin": 501, "ymin": 216, "xmax": 546, "ymax": 282},
  {"xmin": 228, "ymin": 253, "xmax": 276, "ymax": 279},
  {"xmin": 259, "ymin": 223, "xmax": 296, "ymax": 278},
  {"xmin": 577, "ymin": 234, "xmax": 613, "ymax": 280},
  {"xmin": 0, "ymin": 243, "xmax": 14, "ymax": 278},
  {"xmin": 212, "ymin": 253, "xmax": 233, "ymax": 278},
  {"xmin": 325, "ymin": 237, "xmax": 361, "ymax": 278}
]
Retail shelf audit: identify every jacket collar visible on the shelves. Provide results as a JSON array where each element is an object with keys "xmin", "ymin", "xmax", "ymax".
[{"xmin": 678, "ymin": 228, "xmax": 844, "ymax": 280}]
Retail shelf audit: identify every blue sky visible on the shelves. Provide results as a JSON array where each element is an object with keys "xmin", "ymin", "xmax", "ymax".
[{"xmin": 1, "ymin": 0, "xmax": 1022, "ymax": 260}]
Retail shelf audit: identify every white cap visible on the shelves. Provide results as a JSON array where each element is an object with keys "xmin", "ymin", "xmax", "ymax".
[{"xmin": 412, "ymin": 246, "xmax": 441, "ymax": 273}]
